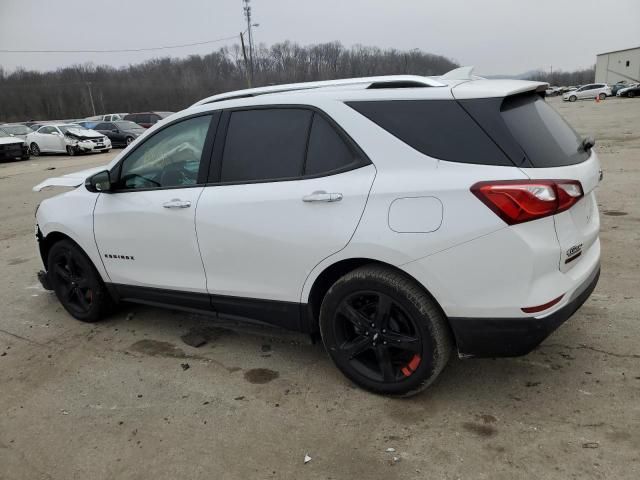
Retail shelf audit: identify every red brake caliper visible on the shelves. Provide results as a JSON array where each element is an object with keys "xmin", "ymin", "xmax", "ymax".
[{"xmin": 401, "ymin": 354, "xmax": 421, "ymax": 377}]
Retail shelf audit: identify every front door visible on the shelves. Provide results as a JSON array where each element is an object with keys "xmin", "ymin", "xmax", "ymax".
[
  {"xmin": 37, "ymin": 126, "xmax": 61, "ymax": 152},
  {"xmin": 93, "ymin": 113, "xmax": 215, "ymax": 295},
  {"xmin": 196, "ymin": 107, "xmax": 376, "ymax": 325}
]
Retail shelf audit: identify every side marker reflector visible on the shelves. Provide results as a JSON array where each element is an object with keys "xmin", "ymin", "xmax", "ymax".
[{"xmin": 521, "ymin": 295, "xmax": 564, "ymax": 314}]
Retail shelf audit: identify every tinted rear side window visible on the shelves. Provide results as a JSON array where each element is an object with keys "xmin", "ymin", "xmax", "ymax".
[
  {"xmin": 221, "ymin": 109, "xmax": 312, "ymax": 182},
  {"xmin": 305, "ymin": 114, "xmax": 359, "ymax": 175},
  {"xmin": 500, "ymin": 94, "xmax": 588, "ymax": 167},
  {"xmin": 347, "ymin": 100, "xmax": 511, "ymax": 166}
]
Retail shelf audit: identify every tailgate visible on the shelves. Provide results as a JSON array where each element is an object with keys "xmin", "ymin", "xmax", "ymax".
[{"xmin": 520, "ymin": 151, "xmax": 601, "ymax": 272}]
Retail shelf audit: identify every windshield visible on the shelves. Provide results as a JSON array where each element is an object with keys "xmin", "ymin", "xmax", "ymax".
[
  {"xmin": 3, "ymin": 125, "xmax": 32, "ymax": 135},
  {"xmin": 0, "ymin": 130, "xmax": 9, "ymax": 138},
  {"xmin": 114, "ymin": 121, "xmax": 144, "ymax": 130}
]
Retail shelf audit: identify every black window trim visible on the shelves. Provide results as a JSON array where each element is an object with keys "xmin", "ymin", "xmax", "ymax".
[
  {"xmin": 206, "ymin": 104, "xmax": 372, "ymax": 186},
  {"xmin": 107, "ymin": 111, "xmax": 221, "ymax": 194}
]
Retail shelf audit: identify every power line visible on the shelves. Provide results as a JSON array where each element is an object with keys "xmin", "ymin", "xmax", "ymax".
[{"xmin": 0, "ymin": 34, "xmax": 241, "ymax": 54}]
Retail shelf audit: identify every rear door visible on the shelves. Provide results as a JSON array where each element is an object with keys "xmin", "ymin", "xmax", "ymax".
[
  {"xmin": 196, "ymin": 107, "xmax": 375, "ymax": 316},
  {"xmin": 499, "ymin": 94, "xmax": 601, "ymax": 272}
]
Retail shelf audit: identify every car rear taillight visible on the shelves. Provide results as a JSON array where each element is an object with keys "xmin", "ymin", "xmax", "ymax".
[{"xmin": 471, "ymin": 180, "xmax": 583, "ymax": 225}]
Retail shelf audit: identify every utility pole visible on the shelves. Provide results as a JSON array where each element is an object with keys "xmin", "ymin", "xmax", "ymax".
[
  {"xmin": 240, "ymin": 32, "xmax": 251, "ymax": 88},
  {"xmin": 243, "ymin": 0, "xmax": 254, "ymax": 84},
  {"xmin": 86, "ymin": 82, "xmax": 96, "ymax": 116}
]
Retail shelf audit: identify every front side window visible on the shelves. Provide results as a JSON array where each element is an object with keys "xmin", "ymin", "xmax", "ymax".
[
  {"xmin": 117, "ymin": 115, "xmax": 211, "ymax": 190},
  {"xmin": 220, "ymin": 109, "xmax": 312, "ymax": 182}
]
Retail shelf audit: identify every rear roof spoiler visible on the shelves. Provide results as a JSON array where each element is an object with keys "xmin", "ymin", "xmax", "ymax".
[{"xmin": 451, "ymin": 79, "xmax": 549, "ymax": 99}]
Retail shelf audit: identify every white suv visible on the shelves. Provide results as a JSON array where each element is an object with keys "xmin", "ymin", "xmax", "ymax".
[
  {"xmin": 562, "ymin": 83, "xmax": 611, "ymax": 102},
  {"xmin": 34, "ymin": 68, "xmax": 601, "ymax": 396}
]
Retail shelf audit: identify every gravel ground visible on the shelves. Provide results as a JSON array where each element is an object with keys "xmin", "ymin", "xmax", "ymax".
[{"xmin": 1, "ymin": 97, "xmax": 639, "ymax": 479}]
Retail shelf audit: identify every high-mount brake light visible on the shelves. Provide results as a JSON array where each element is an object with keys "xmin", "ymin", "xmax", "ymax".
[{"xmin": 471, "ymin": 180, "xmax": 583, "ymax": 225}]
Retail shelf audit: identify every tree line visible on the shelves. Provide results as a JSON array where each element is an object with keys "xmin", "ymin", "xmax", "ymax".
[
  {"xmin": 525, "ymin": 66, "xmax": 596, "ymax": 87},
  {"xmin": 0, "ymin": 42, "xmax": 458, "ymax": 122},
  {"xmin": 0, "ymin": 41, "xmax": 596, "ymax": 122}
]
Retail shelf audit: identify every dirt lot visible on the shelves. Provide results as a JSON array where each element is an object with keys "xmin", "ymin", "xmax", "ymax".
[{"xmin": 1, "ymin": 97, "xmax": 639, "ymax": 479}]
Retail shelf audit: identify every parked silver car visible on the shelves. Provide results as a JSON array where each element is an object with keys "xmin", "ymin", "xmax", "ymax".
[{"xmin": 562, "ymin": 83, "xmax": 612, "ymax": 102}]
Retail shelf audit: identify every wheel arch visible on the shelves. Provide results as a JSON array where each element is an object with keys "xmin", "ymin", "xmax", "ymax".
[
  {"xmin": 304, "ymin": 257, "xmax": 451, "ymax": 339},
  {"xmin": 37, "ymin": 229, "xmax": 109, "ymax": 284},
  {"xmin": 38, "ymin": 230, "xmax": 78, "ymax": 269}
]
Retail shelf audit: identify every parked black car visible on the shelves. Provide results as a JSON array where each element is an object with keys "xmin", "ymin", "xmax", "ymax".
[
  {"xmin": 618, "ymin": 84, "xmax": 640, "ymax": 98},
  {"xmin": 93, "ymin": 120, "xmax": 146, "ymax": 147},
  {"xmin": 123, "ymin": 112, "xmax": 174, "ymax": 129},
  {"xmin": 611, "ymin": 83, "xmax": 630, "ymax": 96}
]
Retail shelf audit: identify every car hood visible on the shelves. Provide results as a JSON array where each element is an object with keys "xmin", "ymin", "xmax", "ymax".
[
  {"xmin": 0, "ymin": 137, "xmax": 25, "ymax": 146},
  {"xmin": 65, "ymin": 128, "xmax": 104, "ymax": 140},
  {"xmin": 32, "ymin": 165, "xmax": 108, "ymax": 192}
]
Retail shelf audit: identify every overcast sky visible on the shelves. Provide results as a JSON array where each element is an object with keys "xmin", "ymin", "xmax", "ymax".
[{"xmin": 1, "ymin": 0, "xmax": 638, "ymax": 75}]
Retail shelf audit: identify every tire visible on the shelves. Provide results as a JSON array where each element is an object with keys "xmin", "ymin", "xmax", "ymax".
[
  {"xmin": 569, "ymin": 95, "xmax": 577, "ymax": 102},
  {"xmin": 629, "ymin": 91, "xmax": 636, "ymax": 98},
  {"xmin": 319, "ymin": 265, "xmax": 452, "ymax": 396},
  {"xmin": 66, "ymin": 146, "xmax": 76, "ymax": 156},
  {"xmin": 47, "ymin": 239, "xmax": 112, "ymax": 322},
  {"xmin": 125, "ymin": 136, "xmax": 134, "ymax": 146},
  {"xmin": 598, "ymin": 93, "xmax": 606, "ymax": 100},
  {"xmin": 30, "ymin": 143, "xmax": 40, "ymax": 156},
  {"xmin": 21, "ymin": 153, "xmax": 30, "ymax": 161}
]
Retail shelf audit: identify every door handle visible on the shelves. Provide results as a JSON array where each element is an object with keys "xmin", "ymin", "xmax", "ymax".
[
  {"xmin": 162, "ymin": 199, "xmax": 191, "ymax": 209},
  {"xmin": 302, "ymin": 191, "xmax": 343, "ymax": 203}
]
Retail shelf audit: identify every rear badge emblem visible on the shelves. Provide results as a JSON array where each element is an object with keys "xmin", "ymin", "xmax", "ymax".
[{"xmin": 566, "ymin": 244, "xmax": 583, "ymax": 257}]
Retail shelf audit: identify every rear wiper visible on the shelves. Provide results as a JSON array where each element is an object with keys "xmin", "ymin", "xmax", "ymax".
[{"xmin": 581, "ymin": 136, "xmax": 595, "ymax": 151}]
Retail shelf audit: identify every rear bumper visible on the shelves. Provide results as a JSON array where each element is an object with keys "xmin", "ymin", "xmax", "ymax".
[{"xmin": 449, "ymin": 264, "xmax": 600, "ymax": 358}]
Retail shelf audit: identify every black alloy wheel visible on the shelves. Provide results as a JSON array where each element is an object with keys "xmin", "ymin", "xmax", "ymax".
[
  {"xmin": 48, "ymin": 240, "xmax": 111, "ymax": 322},
  {"xmin": 320, "ymin": 265, "xmax": 452, "ymax": 396},
  {"xmin": 335, "ymin": 291, "xmax": 422, "ymax": 382}
]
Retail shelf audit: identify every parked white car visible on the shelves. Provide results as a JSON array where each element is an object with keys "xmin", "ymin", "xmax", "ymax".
[
  {"xmin": 0, "ymin": 123, "xmax": 34, "ymax": 142},
  {"xmin": 86, "ymin": 113, "xmax": 128, "ymax": 122},
  {"xmin": 32, "ymin": 69, "xmax": 601, "ymax": 396},
  {"xmin": 0, "ymin": 129, "xmax": 30, "ymax": 161},
  {"xmin": 26, "ymin": 124, "xmax": 112, "ymax": 156},
  {"xmin": 562, "ymin": 83, "xmax": 611, "ymax": 102}
]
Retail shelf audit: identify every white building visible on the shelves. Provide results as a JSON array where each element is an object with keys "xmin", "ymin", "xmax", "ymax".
[{"xmin": 595, "ymin": 46, "xmax": 640, "ymax": 84}]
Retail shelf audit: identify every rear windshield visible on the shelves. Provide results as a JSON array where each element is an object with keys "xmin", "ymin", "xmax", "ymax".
[
  {"xmin": 347, "ymin": 100, "xmax": 511, "ymax": 166},
  {"xmin": 500, "ymin": 94, "xmax": 589, "ymax": 167}
]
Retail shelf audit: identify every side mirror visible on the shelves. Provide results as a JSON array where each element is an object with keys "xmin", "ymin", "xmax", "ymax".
[
  {"xmin": 85, "ymin": 170, "xmax": 112, "ymax": 193},
  {"xmin": 112, "ymin": 129, "xmax": 119, "ymax": 133}
]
